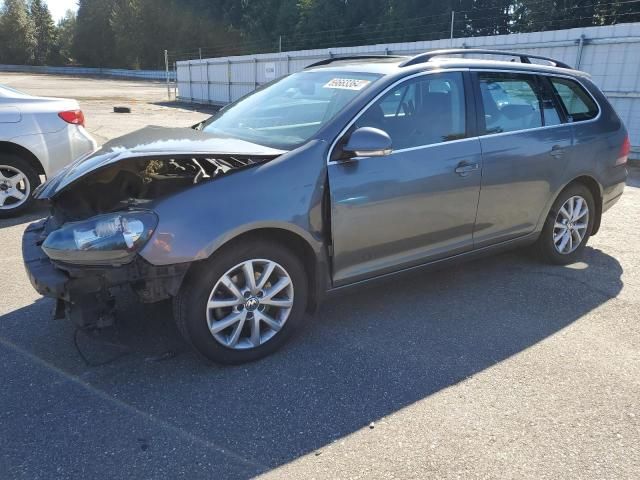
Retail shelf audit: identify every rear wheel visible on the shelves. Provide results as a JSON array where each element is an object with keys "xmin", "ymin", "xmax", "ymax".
[
  {"xmin": 173, "ymin": 239, "xmax": 308, "ymax": 364},
  {"xmin": 0, "ymin": 154, "xmax": 40, "ymax": 218},
  {"xmin": 536, "ymin": 183, "xmax": 595, "ymax": 265}
]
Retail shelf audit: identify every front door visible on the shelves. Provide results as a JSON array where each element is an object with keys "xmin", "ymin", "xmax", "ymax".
[{"xmin": 328, "ymin": 72, "xmax": 482, "ymax": 285}]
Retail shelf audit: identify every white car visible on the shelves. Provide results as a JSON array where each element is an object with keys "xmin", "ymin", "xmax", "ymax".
[{"xmin": 0, "ymin": 84, "xmax": 97, "ymax": 217}]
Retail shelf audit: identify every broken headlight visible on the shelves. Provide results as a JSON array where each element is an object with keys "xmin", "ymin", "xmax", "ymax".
[{"xmin": 42, "ymin": 211, "xmax": 158, "ymax": 265}]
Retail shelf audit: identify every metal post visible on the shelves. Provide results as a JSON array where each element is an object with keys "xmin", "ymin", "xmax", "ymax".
[
  {"xmin": 164, "ymin": 49, "xmax": 170, "ymax": 100},
  {"xmin": 254, "ymin": 58, "xmax": 258, "ymax": 89},
  {"xmin": 279, "ymin": 35, "xmax": 282, "ymax": 53},
  {"xmin": 575, "ymin": 34, "xmax": 586, "ymax": 69},
  {"xmin": 199, "ymin": 48, "xmax": 202, "ymax": 60},
  {"xmin": 204, "ymin": 61, "xmax": 209, "ymax": 104},
  {"xmin": 187, "ymin": 61, "xmax": 192, "ymax": 102},
  {"xmin": 227, "ymin": 60, "xmax": 232, "ymax": 103},
  {"xmin": 450, "ymin": 11, "xmax": 455, "ymax": 46},
  {"xmin": 173, "ymin": 62, "xmax": 177, "ymax": 99}
]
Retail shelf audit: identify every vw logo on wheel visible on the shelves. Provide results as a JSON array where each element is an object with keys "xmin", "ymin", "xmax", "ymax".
[{"xmin": 245, "ymin": 297, "xmax": 260, "ymax": 311}]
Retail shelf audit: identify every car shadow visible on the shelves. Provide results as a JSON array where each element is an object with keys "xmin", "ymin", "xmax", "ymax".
[{"xmin": 0, "ymin": 246, "xmax": 623, "ymax": 478}]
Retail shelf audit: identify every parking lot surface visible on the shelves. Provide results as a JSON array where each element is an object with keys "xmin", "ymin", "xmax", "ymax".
[{"xmin": 1, "ymin": 74, "xmax": 639, "ymax": 479}]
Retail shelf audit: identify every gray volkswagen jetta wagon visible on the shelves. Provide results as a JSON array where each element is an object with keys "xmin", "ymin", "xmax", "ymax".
[{"xmin": 23, "ymin": 49, "xmax": 629, "ymax": 364}]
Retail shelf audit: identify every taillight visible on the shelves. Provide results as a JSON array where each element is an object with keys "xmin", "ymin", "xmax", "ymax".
[
  {"xmin": 616, "ymin": 135, "xmax": 631, "ymax": 166},
  {"xmin": 58, "ymin": 110, "xmax": 85, "ymax": 127}
]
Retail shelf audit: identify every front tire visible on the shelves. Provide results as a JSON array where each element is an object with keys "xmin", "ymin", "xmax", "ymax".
[
  {"xmin": 0, "ymin": 154, "xmax": 41, "ymax": 218},
  {"xmin": 173, "ymin": 239, "xmax": 309, "ymax": 364},
  {"xmin": 535, "ymin": 183, "xmax": 595, "ymax": 265}
]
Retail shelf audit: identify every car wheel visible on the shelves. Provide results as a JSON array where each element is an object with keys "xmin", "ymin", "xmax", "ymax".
[
  {"xmin": 173, "ymin": 239, "xmax": 309, "ymax": 364},
  {"xmin": 536, "ymin": 183, "xmax": 595, "ymax": 265},
  {"xmin": 0, "ymin": 154, "xmax": 41, "ymax": 218}
]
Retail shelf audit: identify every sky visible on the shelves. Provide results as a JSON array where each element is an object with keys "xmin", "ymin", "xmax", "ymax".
[{"xmin": 47, "ymin": 0, "xmax": 78, "ymax": 22}]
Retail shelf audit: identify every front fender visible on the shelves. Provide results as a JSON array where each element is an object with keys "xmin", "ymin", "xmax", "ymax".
[{"xmin": 140, "ymin": 140, "xmax": 329, "ymax": 266}]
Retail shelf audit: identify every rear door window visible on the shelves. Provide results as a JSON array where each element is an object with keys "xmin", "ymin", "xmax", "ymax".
[
  {"xmin": 478, "ymin": 72, "xmax": 544, "ymax": 134},
  {"xmin": 549, "ymin": 77, "xmax": 599, "ymax": 122}
]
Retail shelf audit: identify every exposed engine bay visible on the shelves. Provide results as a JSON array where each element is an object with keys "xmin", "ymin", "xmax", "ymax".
[{"xmin": 51, "ymin": 154, "xmax": 276, "ymax": 221}]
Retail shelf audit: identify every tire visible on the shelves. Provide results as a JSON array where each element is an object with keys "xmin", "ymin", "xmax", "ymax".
[
  {"xmin": 173, "ymin": 239, "xmax": 309, "ymax": 364},
  {"xmin": 535, "ymin": 183, "xmax": 596, "ymax": 265},
  {"xmin": 0, "ymin": 153, "xmax": 41, "ymax": 218}
]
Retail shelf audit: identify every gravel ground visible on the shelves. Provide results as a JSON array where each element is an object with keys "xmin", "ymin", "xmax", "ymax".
[{"xmin": 0, "ymin": 74, "xmax": 638, "ymax": 480}]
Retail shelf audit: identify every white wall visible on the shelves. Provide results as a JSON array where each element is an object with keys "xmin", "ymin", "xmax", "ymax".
[
  {"xmin": 177, "ymin": 23, "xmax": 640, "ymax": 158},
  {"xmin": 0, "ymin": 64, "xmax": 174, "ymax": 81}
]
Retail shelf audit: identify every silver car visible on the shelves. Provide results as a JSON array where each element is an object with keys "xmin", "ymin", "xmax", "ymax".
[
  {"xmin": 23, "ymin": 50, "xmax": 629, "ymax": 364},
  {"xmin": 0, "ymin": 84, "xmax": 97, "ymax": 217}
]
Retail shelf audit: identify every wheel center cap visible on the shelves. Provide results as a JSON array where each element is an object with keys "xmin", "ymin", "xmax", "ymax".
[{"xmin": 245, "ymin": 297, "xmax": 260, "ymax": 312}]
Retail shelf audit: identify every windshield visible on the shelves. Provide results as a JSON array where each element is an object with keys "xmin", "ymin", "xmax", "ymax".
[{"xmin": 200, "ymin": 70, "xmax": 381, "ymax": 150}]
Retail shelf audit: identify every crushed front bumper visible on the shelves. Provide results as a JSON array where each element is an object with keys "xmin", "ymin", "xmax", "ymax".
[{"xmin": 23, "ymin": 219, "xmax": 190, "ymax": 329}]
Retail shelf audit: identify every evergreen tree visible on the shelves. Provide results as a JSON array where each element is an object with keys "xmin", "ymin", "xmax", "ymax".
[
  {"xmin": 0, "ymin": 0, "xmax": 36, "ymax": 64},
  {"xmin": 73, "ymin": 0, "xmax": 117, "ymax": 67},
  {"xmin": 111, "ymin": 0, "xmax": 143, "ymax": 68},
  {"xmin": 56, "ymin": 9, "xmax": 77, "ymax": 64},
  {"xmin": 30, "ymin": 0, "xmax": 57, "ymax": 65},
  {"xmin": 11, "ymin": 0, "xmax": 634, "ymax": 68}
]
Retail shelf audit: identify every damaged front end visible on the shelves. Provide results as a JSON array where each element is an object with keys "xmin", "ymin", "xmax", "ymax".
[{"xmin": 23, "ymin": 127, "xmax": 283, "ymax": 330}]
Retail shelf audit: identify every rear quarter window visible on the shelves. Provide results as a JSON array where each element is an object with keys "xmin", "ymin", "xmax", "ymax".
[{"xmin": 550, "ymin": 78, "xmax": 599, "ymax": 122}]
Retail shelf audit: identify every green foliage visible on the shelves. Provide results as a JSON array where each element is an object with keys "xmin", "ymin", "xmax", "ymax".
[
  {"xmin": 73, "ymin": 0, "xmax": 117, "ymax": 67},
  {"xmin": 0, "ymin": 0, "xmax": 36, "ymax": 64},
  {"xmin": 56, "ymin": 10, "xmax": 77, "ymax": 64},
  {"xmin": 111, "ymin": 0, "xmax": 143, "ymax": 69},
  {"xmin": 0, "ymin": 0, "xmax": 637, "ymax": 68},
  {"xmin": 30, "ymin": 0, "xmax": 56, "ymax": 64}
]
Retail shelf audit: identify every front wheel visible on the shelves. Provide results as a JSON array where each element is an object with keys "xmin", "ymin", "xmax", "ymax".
[
  {"xmin": 173, "ymin": 240, "xmax": 309, "ymax": 364},
  {"xmin": 535, "ymin": 183, "xmax": 595, "ymax": 265},
  {"xmin": 0, "ymin": 154, "xmax": 41, "ymax": 218}
]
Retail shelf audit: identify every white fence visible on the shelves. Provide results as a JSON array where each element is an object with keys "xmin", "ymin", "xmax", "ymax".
[
  {"xmin": 0, "ymin": 64, "xmax": 174, "ymax": 81},
  {"xmin": 177, "ymin": 23, "xmax": 640, "ymax": 158}
]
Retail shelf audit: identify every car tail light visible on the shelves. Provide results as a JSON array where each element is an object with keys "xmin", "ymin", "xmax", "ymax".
[
  {"xmin": 615, "ymin": 135, "xmax": 631, "ymax": 166},
  {"xmin": 58, "ymin": 110, "xmax": 85, "ymax": 127}
]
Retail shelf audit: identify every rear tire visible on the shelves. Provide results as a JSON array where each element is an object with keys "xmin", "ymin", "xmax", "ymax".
[
  {"xmin": 535, "ymin": 183, "xmax": 595, "ymax": 265},
  {"xmin": 0, "ymin": 154, "xmax": 41, "ymax": 218},
  {"xmin": 173, "ymin": 239, "xmax": 309, "ymax": 364}
]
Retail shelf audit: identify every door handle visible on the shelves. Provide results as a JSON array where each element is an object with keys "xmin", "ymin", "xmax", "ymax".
[
  {"xmin": 550, "ymin": 145, "xmax": 565, "ymax": 158},
  {"xmin": 455, "ymin": 162, "xmax": 479, "ymax": 176}
]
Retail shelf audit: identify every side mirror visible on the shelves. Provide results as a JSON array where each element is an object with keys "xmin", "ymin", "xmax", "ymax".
[{"xmin": 343, "ymin": 127, "xmax": 393, "ymax": 158}]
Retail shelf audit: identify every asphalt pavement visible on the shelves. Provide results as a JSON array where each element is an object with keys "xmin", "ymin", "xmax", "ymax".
[{"xmin": 0, "ymin": 74, "xmax": 638, "ymax": 479}]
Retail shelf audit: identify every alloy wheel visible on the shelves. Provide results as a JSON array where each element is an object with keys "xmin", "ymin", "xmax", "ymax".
[
  {"xmin": 553, "ymin": 195, "xmax": 589, "ymax": 255},
  {"xmin": 0, "ymin": 165, "xmax": 30, "ymax": 210},
  {"xmin": 205, "ymin": 259, "xmax": 294, "ymax": 349}
]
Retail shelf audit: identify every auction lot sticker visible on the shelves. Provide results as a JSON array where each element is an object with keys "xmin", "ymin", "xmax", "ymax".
[{"xmin": 323, "ymin": 78, "xmax": 371, "ymax": 91}]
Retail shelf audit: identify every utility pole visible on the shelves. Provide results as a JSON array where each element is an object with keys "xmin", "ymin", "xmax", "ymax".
[
  {"xmin": 164, "ymin": 49, "xmax": 170, "ymax": 100},
  {"xmin": 450, "ymin": 11, "xmax": 455, "ymax": 46}
]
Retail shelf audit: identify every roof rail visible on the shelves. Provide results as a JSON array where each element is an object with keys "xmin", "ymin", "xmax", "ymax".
[
  {"xmin": 305, "ymin": 55, "xmax": 403, "ymax": 69},
  {"xmin": 399, "ymin": 49, "xmax": 573, "ymax": 69}
]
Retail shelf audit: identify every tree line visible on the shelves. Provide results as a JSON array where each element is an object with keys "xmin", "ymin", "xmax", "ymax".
[{"xmin": 0, "ymin": 0, "xmax": 638, "ymax": 69}]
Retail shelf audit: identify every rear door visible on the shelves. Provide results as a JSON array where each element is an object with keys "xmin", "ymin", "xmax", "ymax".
[
  {"xmin": 328, "ymin": 71, "xmax": 483, "ymax": 285},
  {"xmin": 472, "ymin": 70, "xmax": 572, "ymax": 247}
]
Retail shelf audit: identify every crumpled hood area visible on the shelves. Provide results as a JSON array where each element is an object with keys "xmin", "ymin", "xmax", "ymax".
[
  {"xmin": 36, "ymin": 126, "xmax": 287, "ymax": 221},
  {"xmin": 36, "ymin": 125, "xmax": 286, "ymax": 199}
]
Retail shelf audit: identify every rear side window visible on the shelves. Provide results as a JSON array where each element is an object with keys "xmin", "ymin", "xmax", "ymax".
[
  {"xmin": 478, "ymin": 72, "xmax": 543, "ymax": 134},
  {"xmin": 550, "ymin": 77, "xmax": 599, "ymax": 122}
]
